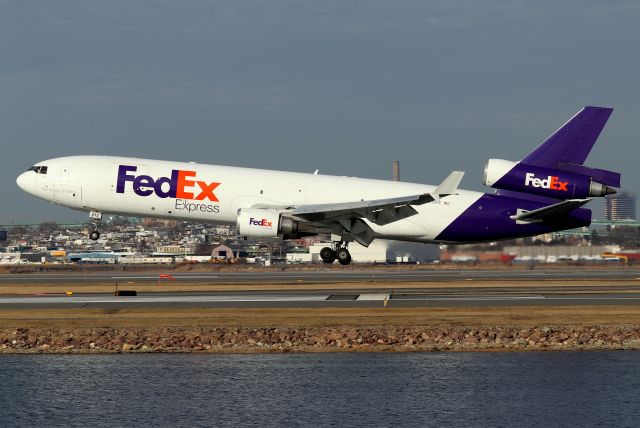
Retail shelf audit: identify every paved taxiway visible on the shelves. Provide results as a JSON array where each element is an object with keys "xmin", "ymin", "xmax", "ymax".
[
  {"xmin": 2, "ymin": 289, "xmax": 640, "ymax": 309},
  {"xmin": 2, "ymin": 268, "xmax": 640, "ymax": 284}
]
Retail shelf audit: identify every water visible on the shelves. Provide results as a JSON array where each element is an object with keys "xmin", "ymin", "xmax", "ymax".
[{"xmin": 0, "ymin": 352, "xmax": 639, "ymax": 427}]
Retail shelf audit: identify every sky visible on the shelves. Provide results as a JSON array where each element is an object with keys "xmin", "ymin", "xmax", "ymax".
[{"xmin": 1, "ymin": 0, "xmax": 639, "ymax": 224}]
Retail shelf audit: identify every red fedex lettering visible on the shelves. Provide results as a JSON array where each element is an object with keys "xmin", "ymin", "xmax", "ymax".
[
  {"xmin": 176, "ymin": 170, "xmax": 196, "ymax": 199},
  {"xmin": 550, "ymin": 176, "xmax": 569, "ymax": 191},
  {"xmin": 195, "ymin": 181, "xmax": 220, "ymax": 201}
]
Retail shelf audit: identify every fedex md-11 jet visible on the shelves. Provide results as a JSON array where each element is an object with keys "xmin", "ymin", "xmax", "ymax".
[{"xmin": 17, "ymin": 106, "xmax": 620, "ymax": 265}]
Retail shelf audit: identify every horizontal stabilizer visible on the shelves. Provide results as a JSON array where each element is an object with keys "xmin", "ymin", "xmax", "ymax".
[{"xmin": 510, "ymin": 199, "xmax": 591, "ymax": 223}]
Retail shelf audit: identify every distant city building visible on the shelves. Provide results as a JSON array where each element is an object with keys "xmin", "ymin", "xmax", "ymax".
[
  {"xmin": 503, "ymin": 245, "xmax": 620, "ymax": 263},
  {"xmin": 605, "ymin": 191, "xmax": 637, "ymax": 221},
  {"xmin": 212, "ymin": 244, "xmax": 235, "ymax": 260}
]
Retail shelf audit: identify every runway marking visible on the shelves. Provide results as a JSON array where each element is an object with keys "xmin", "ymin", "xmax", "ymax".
[
  {"xmin": 112, "ymin": 276, "xmax": 220, "ymax": 280},
  {"xmin": 0, "ymin": 294, "xmax": 331, "ymax": 304},
  {"xmin": 397, "ymin": 296, "xmax": 546, "ymax": 301},
  {"xmin": 356, "ymin": 293, "xmax": 390, "ymax": 301},
  {"xmin": 547, "ymin": 296, "xmax": 640, "ymax": 300},
  {"xmin": 396, "ymin": 296, "xmax": 640, "ymax": 301}
]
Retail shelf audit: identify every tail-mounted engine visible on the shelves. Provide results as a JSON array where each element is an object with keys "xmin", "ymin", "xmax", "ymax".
[
  {"xmin": 484, "ymin": 159, "xmax": 618, "ymax": 199},
  {"xmin": 236, "ymin": 208, "xmax": 301, "ymax": 238}
]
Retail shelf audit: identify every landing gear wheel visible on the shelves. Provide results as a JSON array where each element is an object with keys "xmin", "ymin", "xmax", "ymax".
[
  {"xmin": 320, "ymin": 247, "xmax": 336, "ymax": 264},
  {"xmin": 89, "ymin": 230, "xmax": 101, "ymax": 241},
  {"xmin": 336, "ymin": 248, "xmax": 352, "ymax": 265}
]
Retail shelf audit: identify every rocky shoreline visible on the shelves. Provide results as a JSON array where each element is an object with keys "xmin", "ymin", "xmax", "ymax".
[{"xmin": 2, "ymin": 325, "xmax": 640, "ymax": 353}]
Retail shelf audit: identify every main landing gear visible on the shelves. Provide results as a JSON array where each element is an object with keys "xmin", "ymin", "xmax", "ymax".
[{"xmin": 320, "ymin": 242, "xmax": 352, "ymax": 265}]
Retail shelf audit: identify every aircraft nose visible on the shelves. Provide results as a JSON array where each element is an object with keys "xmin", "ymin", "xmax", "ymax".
[{"xmin": 16, "ymin": 171, "xmax": 32, "ymax": 193}]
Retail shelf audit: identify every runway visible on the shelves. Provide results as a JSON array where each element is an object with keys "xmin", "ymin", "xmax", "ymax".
[
  {"xmin": 2, "ymin": 267, "xmax": 640, "ymax": 284},
  {"xmin": 1, "ymin": 268, "xmax": 640, "ymax": 309},
  {"xmin": 2, "ymin": 289, "xmax": 640, "ymax": 309}
]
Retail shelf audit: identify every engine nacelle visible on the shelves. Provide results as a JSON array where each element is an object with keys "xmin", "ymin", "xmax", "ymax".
[
  {"xmin": 236, "ymin": 208, "xmax": 299, "ymax": 238},
  {"xmin": 484, "ymin": 159, "xmax": 616, "ymax": 199}
]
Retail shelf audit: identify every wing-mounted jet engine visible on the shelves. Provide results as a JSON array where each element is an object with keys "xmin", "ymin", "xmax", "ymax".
[{"xmin": 236, "ymin": 209, "xmax": 302, "ymax": 238}]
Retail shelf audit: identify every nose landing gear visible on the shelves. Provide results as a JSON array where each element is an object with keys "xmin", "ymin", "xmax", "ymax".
[
  {"xmin": 88, "ymin": 210, "xmax": 102, "ymax": 241},
  {"xmin": 319, "ymin": 242, "xmax": 352, "ymax": 265}
]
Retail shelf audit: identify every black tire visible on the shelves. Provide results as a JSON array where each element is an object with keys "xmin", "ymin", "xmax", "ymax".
[
  {"xmin": 320, "ymin": 247, "xmax": 336, "ymax": 264},
  {"xmin": 336, "ymin": 248, "xmax": 352, "ymax": 265},
  {"xmin": 89, "ymin": 231, "xmax": 101, "ymax": 241}
]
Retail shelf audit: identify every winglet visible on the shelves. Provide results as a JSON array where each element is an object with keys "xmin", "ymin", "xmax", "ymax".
[{"xmin": 432, "ymin": 171, "xmax": 464, "ymax": 200}]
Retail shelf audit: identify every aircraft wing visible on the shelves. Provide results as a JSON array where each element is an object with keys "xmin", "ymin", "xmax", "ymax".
[
  {"xmin": 290, "ymin": 171, "xmax": 464, "ymax": 226},
  {"xmin": 510, "ymin": 198, "xmax": 591, "ymax": 223}
]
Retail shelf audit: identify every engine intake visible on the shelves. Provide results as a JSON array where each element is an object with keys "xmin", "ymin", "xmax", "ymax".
[
  {"xmin": 484, "ymin": 159, "xmax": 617, "ymax": 199},
  {"xmin": 236, "ymin": 208, "xmax": 299, "ymax": 238}
]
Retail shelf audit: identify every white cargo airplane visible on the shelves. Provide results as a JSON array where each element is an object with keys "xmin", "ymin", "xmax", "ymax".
[{"xmin": 17, "ymin": 107, "xmax": 620, "ymax": 265}]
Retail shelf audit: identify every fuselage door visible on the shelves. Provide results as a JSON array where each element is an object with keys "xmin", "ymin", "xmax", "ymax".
[
  {"xmin": 51, "ymin": 165, "xmax": 82, "ymax": 204},
  {"xmin": 60, "ymin": 166, "xmax": 70, "ymax": 184}
]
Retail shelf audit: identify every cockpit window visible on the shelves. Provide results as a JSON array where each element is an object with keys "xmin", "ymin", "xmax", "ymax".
[{"xmin": 27, "ymin": 166, "xmax": 48, "ymax": 174}]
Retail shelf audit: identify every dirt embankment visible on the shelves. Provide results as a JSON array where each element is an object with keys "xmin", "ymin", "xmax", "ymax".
[
  {"xmin": 3, "ymin": 325, "xmax": 640, "ymax": 353},
  {"xmin": 2, "ymin": 306, "xmax": 640, "ymax": 353}
]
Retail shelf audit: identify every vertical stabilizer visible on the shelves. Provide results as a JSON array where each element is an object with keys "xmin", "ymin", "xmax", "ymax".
[{"xmin": 522, "ymin": 106, "xmax": 613, "ymax": 168}]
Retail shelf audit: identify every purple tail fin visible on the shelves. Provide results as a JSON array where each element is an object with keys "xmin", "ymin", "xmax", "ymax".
[
  {"xmin": 496, "ymin": 106, "xmax": 620, "ymax": 200},
  {"xmin": 522, "ymin": 106, "xmax": 613, "ymax": 168}
]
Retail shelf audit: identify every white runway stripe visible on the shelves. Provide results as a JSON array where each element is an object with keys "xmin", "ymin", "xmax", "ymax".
[
  {"xmin": 112, "ymin": 276, "xmax": 219, "ymax": 280},
  {"xmin": 356, "ymin": 293, "xmax": 390, "ymax": 301},
  {"xmin": 0, "ymin": 294, "xmax": 331, "ymax": 304}
]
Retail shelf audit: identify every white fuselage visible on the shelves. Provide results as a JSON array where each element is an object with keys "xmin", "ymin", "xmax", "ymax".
[{"xmin": 16, "ymin": 156, "xmax": 484, "ymax": 243}]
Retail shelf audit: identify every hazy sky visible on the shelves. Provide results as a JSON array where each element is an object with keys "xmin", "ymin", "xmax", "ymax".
[{"xmin": 1, "ymin": 0, "xmax": 639, "ymax": 224}]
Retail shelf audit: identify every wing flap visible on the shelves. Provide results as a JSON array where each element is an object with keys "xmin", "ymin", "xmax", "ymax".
[{"xmin": 291, "ymin": 171, "xmax": 464, "ymax": 226}]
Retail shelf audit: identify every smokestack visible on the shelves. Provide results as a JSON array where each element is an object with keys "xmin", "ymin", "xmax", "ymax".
[{"xmin": 392, "ymin": 160, "xmax": 400, "ymax": 181}]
